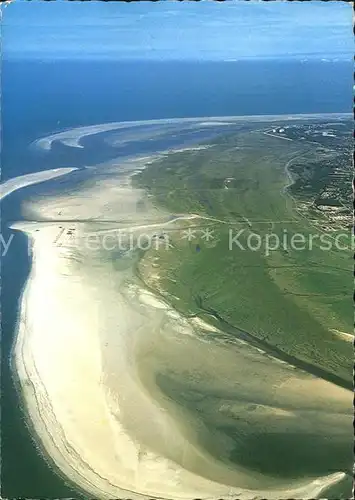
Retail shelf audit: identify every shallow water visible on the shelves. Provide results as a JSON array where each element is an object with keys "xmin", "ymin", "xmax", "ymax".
[{"xmin": 1, "ymin": 116, "xmax": 353, "ymax": 499}]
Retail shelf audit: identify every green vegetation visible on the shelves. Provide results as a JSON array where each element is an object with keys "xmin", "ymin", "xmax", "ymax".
[{"xmin": 133, "ymin": 123, "xmax": 353, "ymax": 385}]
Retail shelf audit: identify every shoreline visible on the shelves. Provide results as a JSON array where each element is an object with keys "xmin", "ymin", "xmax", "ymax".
[
  {"xmin": 12, "ymin": 219, "xmax": 350, "ymax": 500},
  {"xmin": 0, "ymin": 167, "xmax": 79, "ymax": 201},
  {"xmin": 10, "ymin": 160, "xmax": 352, "ymax": 499},
  {"xmin": 33, "ymin": 112, "xmax": 351, "ymax": 150},
  {"xmin": 0, "ymin": 214, "xmax": 85, "ymax": 499},
  {"xmin": 5, "ymin": 122, "xmax": 353, "ymax": 499},
  {"xmin": 8, "ymin": 230, "xmax": 89, "ymax": 499}
]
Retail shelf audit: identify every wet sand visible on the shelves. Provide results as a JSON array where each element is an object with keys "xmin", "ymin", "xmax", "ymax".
[
  {"xmin": 10, "ymin": 156, "xmax": 352, "ymax": 499},
  {"xmin": 0, "ymin": 167, "xmax": 78, "ymax": 201},
  {"xmin": 33, "ymin": 113, "xmax": 351, "ymax": 151}
]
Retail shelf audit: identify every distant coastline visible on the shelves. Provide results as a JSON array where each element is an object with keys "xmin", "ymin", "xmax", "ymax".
[{"xmin": 2, "ymin": 113, "xmax": 351, "ymax": 500}]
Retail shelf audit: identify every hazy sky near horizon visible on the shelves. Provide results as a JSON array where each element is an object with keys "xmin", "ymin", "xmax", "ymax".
[{"xmin": 2, "ymin": 1, "xmax": 353, "ymax": 61}]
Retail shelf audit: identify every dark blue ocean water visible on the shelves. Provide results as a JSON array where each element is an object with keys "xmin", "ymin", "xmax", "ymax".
[
  {"xmin": 2, "ymin": 59, "xmax": 352, "ymax": 181},
  {"xmin": 1, "ymin": 59, "xmax": 352, "ymax": 499}
]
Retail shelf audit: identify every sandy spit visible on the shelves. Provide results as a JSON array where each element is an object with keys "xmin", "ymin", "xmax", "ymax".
[
  {"xmin": 0, "ymin": 168, "xmax": 78, "ymax": 201},
  {"xmin": 9, "ymin": 155, "xmax": 351, "ymax": 499}
]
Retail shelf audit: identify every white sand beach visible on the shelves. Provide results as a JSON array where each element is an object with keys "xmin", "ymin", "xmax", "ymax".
[
  {"xmin": 0, "ymin": 167, "xmax": 78, "ymax": 201},
  {"xmin": 10, "ymin": 156, "xmax": 352, "ymax": 500}
]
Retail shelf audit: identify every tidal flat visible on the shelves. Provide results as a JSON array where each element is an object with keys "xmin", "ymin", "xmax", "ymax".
[{"xmin": 9, "ymin": 116, "xmax": 353, "ymax": 499}]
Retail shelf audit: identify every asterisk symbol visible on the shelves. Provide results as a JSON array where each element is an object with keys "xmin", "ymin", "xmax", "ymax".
[
  {"xmin": 181, "ymin": 228, "xmax": 197, "ymax": 241},
  {"xmin": 200, "ymin": 228, "xmax": 215, "ymax": 242}
]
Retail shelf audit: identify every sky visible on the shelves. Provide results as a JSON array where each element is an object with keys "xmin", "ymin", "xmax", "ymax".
[{"xmin": 2, "ymin": 0, "xmax": 353, "ymax": 61}]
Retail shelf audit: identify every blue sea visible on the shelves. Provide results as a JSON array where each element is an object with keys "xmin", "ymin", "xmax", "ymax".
[
  {"xmin": 1, "ymin": 59, "xmax": 352, "ymax": 499},
  {"xmin": 2, "ymin": 59, "xmax": 353, "ymax": 180}
]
